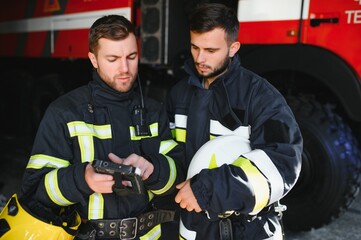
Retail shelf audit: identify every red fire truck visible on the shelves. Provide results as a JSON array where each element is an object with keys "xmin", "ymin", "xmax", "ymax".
[{"xmin": 0, "ymin": 0, "xmax": 360, "ymax": 232}]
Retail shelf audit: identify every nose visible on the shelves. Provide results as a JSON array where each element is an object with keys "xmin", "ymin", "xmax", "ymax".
[
  {"xmin": 195, "ymin": 50, "xmax": 205, "ymax": 63},
  {"xmin": 119, "ymin": 59, "xmax": 129, "ymax": 73}
]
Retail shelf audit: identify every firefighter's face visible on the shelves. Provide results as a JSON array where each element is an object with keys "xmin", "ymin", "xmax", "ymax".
[
  {"xmin": 88, "ymin": 34, "xmax": 138, "ymax": 93},
  {"xmin": 190, "ymin": 28, "xmax": 240, "ymax": 84}
]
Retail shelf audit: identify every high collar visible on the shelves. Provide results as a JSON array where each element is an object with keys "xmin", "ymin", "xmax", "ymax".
[
  {"xmin": 89, "ymin": 71, "xmax": 137, "ymax": 106},
  {"xmin": 184, "ymin": 54, "xmax": 241, "ymax": 89}
]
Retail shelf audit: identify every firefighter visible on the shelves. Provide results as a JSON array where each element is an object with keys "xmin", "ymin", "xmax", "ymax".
[
  {"xmin": 12, "ymin": 15, "xmax": 184, "ymax": 240},
  {"xmin": 166, "ymin": 3, "xmax": 303, "ymax": 240}
]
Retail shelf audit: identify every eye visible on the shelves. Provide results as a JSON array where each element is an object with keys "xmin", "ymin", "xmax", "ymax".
[
  {"xmin": 191, "ymin": 45, "xmax": 199, "ymax": 51},
  {"xmin": 128, "ymin": 53, "xmax": 137, "ymax": 60},
  {"xmin": 107, "ymin": 57, "xmax": 116, "ymax": 62}
]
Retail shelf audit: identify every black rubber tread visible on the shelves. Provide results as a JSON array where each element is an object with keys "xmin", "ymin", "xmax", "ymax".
[{"xmin": 282, "ymin": 96, "xmax": 361, "ymax": 231}]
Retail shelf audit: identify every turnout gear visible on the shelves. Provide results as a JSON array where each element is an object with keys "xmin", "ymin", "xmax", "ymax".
[
  {"xmin": 20, "ymin": 71, "xmax": 184, "ymax": 239},
  {"xmin": 0, "ymin": 194, "xmax": 81, "ymax": 240},
  {"xmin": 167, "ymin": 55, "xmax": 303, "ymax": 239}
]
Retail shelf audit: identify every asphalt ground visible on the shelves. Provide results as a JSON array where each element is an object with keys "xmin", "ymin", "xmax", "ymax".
[{"xmin": 1, "ymin": 135, "xmax": 360, "ymax": 239}]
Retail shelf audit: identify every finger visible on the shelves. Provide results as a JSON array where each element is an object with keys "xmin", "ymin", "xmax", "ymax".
[
  {"xmin": 108, "ymin": 153, "xmax": 124, "ymax": 164},
  {"xmin": 176, "ymin": 181, "xmax": 186, "ymax": 189},
  {"xmin": 93, "ymin": 172, "xmax": 114, "ymax": 181},
  {"xmin": 175, "ymin": 192, "xmax": 182, "ymax": 203},
  {"xmin": 186, "ymin": 205, "xmax": 194, "ymax": 212}
]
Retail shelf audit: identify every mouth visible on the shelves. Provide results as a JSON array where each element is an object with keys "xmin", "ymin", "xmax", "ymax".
[
  {"xmin": 115, "ymin": 76, "xmax": 131, "ymax": 82},
  {"xmin": 197, "ymin": 64, "xmax": 209, "ymax": 72}
]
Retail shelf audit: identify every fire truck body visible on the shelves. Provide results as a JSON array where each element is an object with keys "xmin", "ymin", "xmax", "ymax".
[{"xmin": 0, "ymin": 0, "xmax": 360, "ymax": 232}]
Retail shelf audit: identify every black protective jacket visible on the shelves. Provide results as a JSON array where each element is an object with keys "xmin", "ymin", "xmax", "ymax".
[
  {"xmin": 21, "ymin": 71, "xmax": 184, "ymax": 239},
  {"xmin": 167, "ymin": 55, "xmax": 303, "ymax": 239}
]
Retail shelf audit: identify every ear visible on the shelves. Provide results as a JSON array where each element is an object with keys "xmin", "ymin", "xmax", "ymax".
[
  {"xmin": 229, "ymin": 41, "xmax": 241, "ymax": 57},
  {"xmin": 88, "ymin": 52, "xmax": 98, "ymax": 69}
]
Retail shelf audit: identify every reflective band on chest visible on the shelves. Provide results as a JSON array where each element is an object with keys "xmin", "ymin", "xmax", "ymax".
[{"xmin": 67, "ymin": 121, "xmax": 112, "ymax": 163}]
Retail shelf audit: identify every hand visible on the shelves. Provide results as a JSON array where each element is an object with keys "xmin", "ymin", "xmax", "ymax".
[
  {"xmin": 84, "ymin": 163, "xmax": 114, "ymax": 193},
  {"xmin": 108, "ymin": 152, "xmax": 154, "ymax": 180},
  {"xmin": 175, "ymin": 179, "xmax": 202, "ymax": 212}
]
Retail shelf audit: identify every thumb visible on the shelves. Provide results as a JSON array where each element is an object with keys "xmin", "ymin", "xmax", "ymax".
[
  {"xmin": 176, "ymin": 181, "xmax": 187, "ymax": 189},
  {"xmin": 108, "ymin": 153, "xmax": 124, "ymax": 164}
]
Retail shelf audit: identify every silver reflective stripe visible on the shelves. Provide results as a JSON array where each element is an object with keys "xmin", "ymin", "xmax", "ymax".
[
  {"xmin": 67, "ymin": 121, "xmax": 112, "ymax": 163},
  {"xmin": 179, "ymin": 218, "xmax": 196, "ymax": 240},
  {"xmin": 27, "ymin": 154, "xmax": 70, "ymax": 169},
  {"xmin": 151, "ymin": 155, "xmax": 176, "ymax": 195},
  {"xmin": 44, "ymin": 169, "xmax": 74, "ymax": 206},
  {"xmin": 159, "ymin": 139, "xmax": 178, "ymax": 155},
  {"xmin": 210, "ymin": 120, "xmax": 251, "ymax": 138},
  {"xmin": 88, "ymin": 193, "xmax": 104, "ymax": 220},
  {"xmin": 139, "ymin": 224, "xmax": 161, "ymax": 240},
  {"xmin": 243, "ymin": 149, "xmax": 285, "ymax": 204},
  {"xmin": 68, "ymin": 121, "xmax": 112, "ymax": 138},
  {"xmin": 174, "ymin": 114, "xmax": 187, "ymax": 129}
]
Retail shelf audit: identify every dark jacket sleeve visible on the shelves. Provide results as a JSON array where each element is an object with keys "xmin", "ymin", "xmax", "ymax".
[
  {"xmin": 21, "ymin": 104, "xmax": 93, "ymax": 209},
  {"xmin": 190, "ymin": 77, "xmax": 303, "ymax": 216}
]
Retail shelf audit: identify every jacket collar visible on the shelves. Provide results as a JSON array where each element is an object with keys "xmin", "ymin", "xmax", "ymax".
[{"xmin": 89, "ymin": 71, "xmax": 137, "ymax": 106}]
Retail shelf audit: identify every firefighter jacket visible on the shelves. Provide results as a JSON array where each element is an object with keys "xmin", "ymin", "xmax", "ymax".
[
  {"xmin": 166, "ymin": 55, "xmax": 303, "ymax": 240},
  {"xmin": 21, "ymin": 71, "xmax": 184, "ymax": 239}
]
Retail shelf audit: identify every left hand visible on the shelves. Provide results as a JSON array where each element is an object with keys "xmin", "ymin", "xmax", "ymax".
[
  {"xmin": 108, "ymin": 152, "xmax": 154, "ymax": 180},
  {"xmin": 175, "ymin": 179, "xmax": 202, "ymax": 212}
]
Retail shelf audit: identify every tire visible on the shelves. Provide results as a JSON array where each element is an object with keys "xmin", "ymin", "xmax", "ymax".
[{"xmin": 282, "ymin": 96, "xmax": 361, "ymax": 231}]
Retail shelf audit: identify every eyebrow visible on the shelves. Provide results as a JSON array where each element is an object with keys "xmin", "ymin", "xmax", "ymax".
[
  {"xmin": 105, "ymin": 51, "xmax": 138, "ymax": 58},
  {"xmin": 191, "ymin": 43, "xmax": 220, "ymax": 51}
]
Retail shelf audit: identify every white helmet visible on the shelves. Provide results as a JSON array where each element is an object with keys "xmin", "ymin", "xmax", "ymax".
[{"xmin": 187, "ymin": 134, "xmax": 251, "ymax": 178}]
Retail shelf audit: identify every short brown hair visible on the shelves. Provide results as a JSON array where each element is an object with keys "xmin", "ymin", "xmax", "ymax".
[{"xmin": 88, "ymin": 15, "xmax": 135, "ymax": 53}]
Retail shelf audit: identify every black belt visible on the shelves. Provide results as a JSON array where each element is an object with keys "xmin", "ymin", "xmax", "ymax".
[{"xmin": 89, "ymin": 209, "xmax": 175, "ymax": 239}]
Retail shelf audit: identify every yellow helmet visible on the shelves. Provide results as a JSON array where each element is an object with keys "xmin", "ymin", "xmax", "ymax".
[{"xmin": 0, "ymin": 194, "xmax": 81, "ymax": 240}]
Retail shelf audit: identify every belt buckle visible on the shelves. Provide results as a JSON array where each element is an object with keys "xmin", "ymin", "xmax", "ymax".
[{"xmin": 119, "ymin": 217, "xmax": 138, "ymax": 240}]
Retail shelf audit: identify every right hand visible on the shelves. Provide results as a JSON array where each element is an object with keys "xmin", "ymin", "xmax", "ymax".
[{"xmin": 85, "ymin": 163, "xmax": 114, "ymax": 193}]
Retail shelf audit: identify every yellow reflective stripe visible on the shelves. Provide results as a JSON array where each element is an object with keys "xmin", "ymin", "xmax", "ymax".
[
  {"xmin": 243, "ymin": 149, "xmax": 284, "ymax": 204},
  {"xmin": 139, "ymin": 224, "xmax": 161, "ymax": 240},
  {"xmin": 27, "ymin": 154, "xmax": 70, "ymax": 169},
  {"xmin": 179, "ymin": 236, "xmax": 185, "ymax": 240},
  {"xmin": 159, "ymin": 139, "xmax": 178, "ymax": 155},
  {"xmin": 67, "ymin": 121, "xmax": 111, "ymax": 163},
  {"xmin": 130, "ymin": 122, "xmax": 159, "ymax": 140},
  {"xmin": 151, "ymin": 155, "xmax": 176, "ymax": 195},
  {"xmin": 44, "ymin": 169, "xmax": 74, "ymax": 206},
  {"xmin": 147, "ymin": 191, "xmax": 154, "ymax": 201},
  {"xmin": 232, "ymin": 157, "xmax": 269, "ymax": 214},
  {"xmin": 88, "ymin": 193, "xmax": 104, "ymax": 220},
  {"xmin": 67, "ymin": 121, "xmax": 112, "ymax": 138},
  {"xmin": 175, "ymin": 128, "xmax": 186, "ymax": 142},
  {"xmin": 78, "ymin": 135, "xmax": 94, "ymax": 163}
]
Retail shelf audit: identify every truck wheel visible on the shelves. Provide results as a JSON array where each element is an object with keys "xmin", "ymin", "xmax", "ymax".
[{"xmin": 282, "ymin": 96, "xmax": 361, "ymax": 231}]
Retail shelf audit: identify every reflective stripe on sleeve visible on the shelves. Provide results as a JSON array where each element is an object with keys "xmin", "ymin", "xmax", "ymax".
[
  {"xmin": 88, "ymin": 193, "xmax": 104, "ymax": 220},
  {"xmin": 44, "ymin": 169, "xmax": 74, "ymax": 206},
  {"xmin": 232, "ymin": 156, "xmax": 270, "ymax": 214},
  {"xmin": 27, "ymin": 154, "xmax": 70, "ymax": 169},
  {"xmin": 243, "ymin": 149, "xmax": 284, "ymax": 205},
  {"xmin": 159, "ymin": 139, "xmax": 178, "ymax": 155},
  {"xmin": 151, "ymin": 155, "xmax": 176, "ymax": 195}
]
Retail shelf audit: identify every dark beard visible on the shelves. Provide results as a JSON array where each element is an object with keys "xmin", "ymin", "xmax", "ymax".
[{"xmin": 197, "ymin": 57, "xmax": 231, "ymax": 79}]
